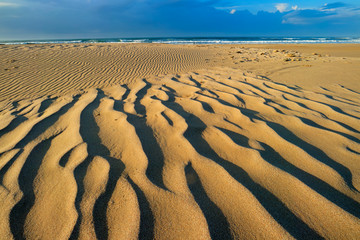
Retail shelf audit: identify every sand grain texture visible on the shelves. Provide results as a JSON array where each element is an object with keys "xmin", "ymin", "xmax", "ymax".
[{"xmin": 0, "ymin": 44, "xmax": 360, "ymax": 239}]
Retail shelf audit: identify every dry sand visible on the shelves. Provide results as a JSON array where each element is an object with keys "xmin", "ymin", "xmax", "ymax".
[{"xmin": 0, "ymin": 43, "xmax": 359, "ymax": 239}]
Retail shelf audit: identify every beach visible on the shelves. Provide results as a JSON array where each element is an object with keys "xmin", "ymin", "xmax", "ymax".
[{"xmin": 0, "ymin": 43, "xmax": 360, "ymax": 239}]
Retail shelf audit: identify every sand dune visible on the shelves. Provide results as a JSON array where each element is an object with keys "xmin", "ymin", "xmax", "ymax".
[{"xmin": 1, "ymin": 44, "xmax": 360, "ymax": 239}]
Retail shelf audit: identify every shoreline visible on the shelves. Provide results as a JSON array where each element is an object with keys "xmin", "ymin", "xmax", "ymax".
[{"xmin": 1, "ymin": 36, "xmax": 360, "ymax": 45}]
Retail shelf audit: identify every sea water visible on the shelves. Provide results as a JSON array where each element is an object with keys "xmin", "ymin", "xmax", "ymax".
[{"xmin": 1, "ymin": 37, "xmax": 360, "ymax": 45}]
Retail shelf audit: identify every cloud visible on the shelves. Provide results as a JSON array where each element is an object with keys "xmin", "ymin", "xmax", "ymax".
[
  {"xmin": 0, "ymin": 0, "xmax": 359, "ymax": 40},
  {"xmin": 322, "ymin": 2, "xmax": 347, "ymax": 10},
  {"xmin": 283, "ymin": 9, "xmax": 334, "ymax": 24},
  {"xmin": 282, "ymin": 2, "xmax": 360, "ymax": 25},
  {"xmin": 275, "ymin": 3, "xmax": 288, "ymax": 13},
  {"xmin": 0, "ymin": 2, "xmax": 20, "ymax": 7}
]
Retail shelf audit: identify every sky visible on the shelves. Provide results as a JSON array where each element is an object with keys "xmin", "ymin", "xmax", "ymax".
[{"xmin": 0, "ymin": 0, "xmax": 359, "ymax": 40}]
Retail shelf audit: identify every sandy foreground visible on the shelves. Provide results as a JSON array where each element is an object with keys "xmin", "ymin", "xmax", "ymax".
[{"xmin": 0, "ymin": 43, "xmax": 360, "ymax": 239}]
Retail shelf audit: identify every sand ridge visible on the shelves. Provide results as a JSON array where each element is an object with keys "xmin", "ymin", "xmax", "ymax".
[{"xmin": 0, "ymin": 44, "xmax": 360, "ymax": 239}]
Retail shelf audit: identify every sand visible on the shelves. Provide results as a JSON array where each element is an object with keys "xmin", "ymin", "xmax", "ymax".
[{"xmin": 0, "ymin": 43, "xmax": 359, "ymax": 239}]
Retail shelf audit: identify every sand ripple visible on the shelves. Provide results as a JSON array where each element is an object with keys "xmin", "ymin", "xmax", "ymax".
[
  {"xmin": 0, "ymin": 43, "xmax": 211, "ymax": 103},
  {"xmin": 1, "ymin": 66, "xmax": 360, "ymax": 239}
]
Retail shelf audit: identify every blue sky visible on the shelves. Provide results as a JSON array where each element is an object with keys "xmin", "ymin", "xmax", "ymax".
[{"xmin": 0, "ymin": 0, "xmax": 359, "ymax": 40}]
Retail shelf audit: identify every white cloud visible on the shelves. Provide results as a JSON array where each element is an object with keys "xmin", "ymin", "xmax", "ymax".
[
  {"xmin": 0, "ymin": 2, "xmax": 20, "ymax": 7},
  {"xmin": 230, "ymin": 9, "xmax": 236, "ymax": 14},
  {"xmin": 275, "ymin": 3, "xmax": 288, "ymax": 13},
  {"xmin": 215, "ymin": 4, "xmax": 279, "ymax": 14},
  {"xmin": 282, "ymin": 4, "xmax": 360, "ymax": 25}
]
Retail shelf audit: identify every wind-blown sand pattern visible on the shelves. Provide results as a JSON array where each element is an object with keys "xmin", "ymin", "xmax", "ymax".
[
  {"xmin": 0, "ymin": 44, "xmax": 211, "ymax": 103},
  {"xmin": 0, "ymin": 44, "xmax": 360, "ymax": 239}
]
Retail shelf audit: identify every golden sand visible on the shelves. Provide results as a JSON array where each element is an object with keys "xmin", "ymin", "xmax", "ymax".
[{"xmin": 0, "ymin": 43, "xmax": 359, "ymax": 239}]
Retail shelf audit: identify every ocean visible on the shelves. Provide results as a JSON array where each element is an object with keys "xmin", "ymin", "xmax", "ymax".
[{"xmin": 1, "ymin": 37, "xmax": 360, "ymax": 45}]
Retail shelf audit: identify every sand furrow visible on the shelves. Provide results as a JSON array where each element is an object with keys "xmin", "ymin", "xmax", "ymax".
[{"xmin": 1, "ymin": 44, "xmax": 360, "ymax": 239}]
